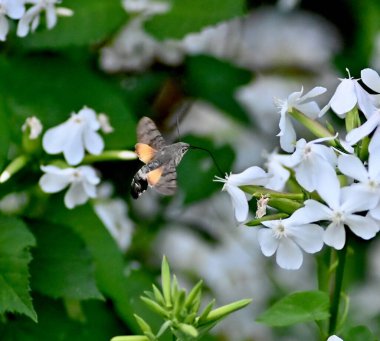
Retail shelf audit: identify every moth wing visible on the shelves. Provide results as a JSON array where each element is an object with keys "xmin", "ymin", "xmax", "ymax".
[
  {"xmin": 135, "ymin": 143, "xmax": 157, "ymax": 164},
  {"xmin": 153, "ymin": 161, "xmax": 177, "ymax": 196},
  {"xmin": 137, "ymin": 117, "xmax": 166, "ymax": 150},
  {"xmin": 147, "ymin": 167, "xmax": 163, "ymax": 186}
]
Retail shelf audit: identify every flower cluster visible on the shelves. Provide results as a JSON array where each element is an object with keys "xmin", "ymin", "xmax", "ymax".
[
  {"xmin": 0, "ymin": 0, "xmax": 73, "ymax": 41},
  {"xmin": 216, "ymin": 68, "xmax": 380, "ymax": 270}
]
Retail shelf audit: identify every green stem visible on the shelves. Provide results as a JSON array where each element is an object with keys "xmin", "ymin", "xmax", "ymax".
[
  {"xmin": 328, "ymin": 242, "xmax": 348, "ymax": 334},
  {"xmin": 82, "ymin": 150, "xmax": 137, "ymax": 163},
  {"xmin": 0, "ymin": 155, "xmax": 30, "ymax": 183},
  {"xmin": 240, "ymin": 186, "xmax": 305, "ymax": 200},
  {"xmin": 290, "ymin": 109, "xmax": 337, "ymax": 147}
]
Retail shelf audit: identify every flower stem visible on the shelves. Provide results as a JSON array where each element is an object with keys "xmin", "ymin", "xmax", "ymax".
[
  {"xmin": 0, "ymin": 155, "xmax": 30, "ymax": 183},
  {"xmin": 290, "ymin": 109, "xmax": 337, "ymax": 147},
  {"xmin": 328, "ymin": 242, "xmax": 348, "ymax": 334},
  {"xmin": 82, "ymin": 150, "xmax": 137, "ymax": 163}
]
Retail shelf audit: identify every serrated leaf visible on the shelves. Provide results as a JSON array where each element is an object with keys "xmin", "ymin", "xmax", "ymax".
[
  {"xmin": 184, "ymin": 55, "xmax": 251, "ymax": 124},
  {"xmin": 29, "ymin": 221, "xmax": 103, "ymax": 300},
  {"xmin": 0, "ymin": 216, "xmax": 37, "ymax": 322},
  {"xmin": 145, "ymin": 0, "xmax": 245, "ymax": 40},
  {"xmin": 256, "ymin": 291, "xmax": 330, "ymax": 327},
  {"xmin": 18, "ymin": 0, "xmax": 127, "ymax": 49}
]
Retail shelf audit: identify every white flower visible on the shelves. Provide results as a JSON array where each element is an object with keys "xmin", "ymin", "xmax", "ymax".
[
  {"xmin": 257, "ymin": 216, "xmax": 324, "ymax": 270},
  {"xmin": 214, "ymin": 166, "xmax": 270, "ymax": 222},
  {"xmin": 39, "ymin": 165, "xmax": 100, "ymax": 209},
  {"xmin": 338, "ymin": 152, "xmax": 380, "ymax": 219},
  {"xmin": 327, "ymin": 336, "xmax": 343, "ymax": 341},
  {"xmin": 94, "ymin": 198, "xmax": 134, "ymax": 252},
  {"xmin": 274, "ymin": 86, "xmax": 326, "ymax": 152},
  {"xmin": 22, "ymin": 116, "xmax": 43, "ymax": 139},
  {"xmin": 42, "ymin": 107, "xmax": 104, "ymax": 165},
  {"xmin": 264, "ymin": 150, "xmax": 291, "ymax": 191},
  {"xmin": 284, "ymin": 137, "xmax": 337, "ymax": 192},
  {"xmin": 320, "ymin": 71, "xmax": 376, "ymax": 119},
  {"xmin": 0, "ymin": 0, "xmax": 25, "ymax": 41},
  {"xmin": 122, "ymin": 0, "xmax": 170, "ymax": 16},
  {"xmin": 97, "ymin": 113, "xmax": 114, "ymax": 134},
  {"xmin": 17, "ymin": 0, "xmax": 73, "ymax": 38},
  {"xmin": 293, "ymin": 171, "xmax": 379, "ymax": 250}
]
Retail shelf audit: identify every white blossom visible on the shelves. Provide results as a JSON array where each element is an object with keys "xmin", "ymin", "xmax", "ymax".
[
  {"xmin": 214, "ymin": 166, "xmax": 270, "ymax": 222},
  {"xmin": 264, "ymin": 150, "xmax": 291, "ymax": 191},
  {"xmin": 274, "ymin": 86, "xmax": 326, "ymax": 152},
  {"xmin": 122, "ymin": 0, "xmax": 170, "ymax": 16},
  {"xmin": 320, "ymin": 71, "xmax": 376, "ymax": 119},
  {"xmin": 39, "ymin": 165, "xmax": 100, "ymax": 209},
  {"xmin": 97, "ymin": 113, "xmax": 114, "ymax": 134},
  {"xmin": 284, "ymin": 137, "xmax": 337, "ymax": 192},
  {"xmin": 0, "ymin": 0, "xmax": 25, "ymax": 41},
  {"xmin": 293, "ymin": 171, "xmax": 379, "ymax": 250},
  {"xmin": 17, "ymin": 0, "xmax": 73, "ymax": 38},
  {"xmin": 95, "ymin": 198, "xmax": 134, "ymax": 252},
  {"xmin": 22, "ymin": 116, "xmax": 43, "ymax": 139},
  {"xmin": 42, "ymin": 107, "xmax": 104, "ymax": 165},
  {"xmin": 327, "ymin": 336, "xmax": 343, "ymax": 341},
  {"xmin": 257, "ymin": 216, "xmax": 324, "ymax": 270}
]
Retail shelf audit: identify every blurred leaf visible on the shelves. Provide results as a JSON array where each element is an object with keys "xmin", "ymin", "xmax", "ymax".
[
  {"xmin": 17, "ymin": 0, "xmax": 127, "ymax": 49},
  {"xmin": 0, "ymin": 91, "xmax": 10, "ymax": 171},
  {"xmin": 29, "ymin": 221, "xmax": 103, "ymax": 300},
  {"xmin": 0, "ymin": 56, "xmax": 135, "ymax": 149},
  {"xmin": 0, "ymin": 294, "xmax": 125, "ymax": 340},
  {"xmin": 145, "ymin": 0, "xmax": 245, "ymax": 40},
  {"xmin": 344, "ymin": 325, "xmax": 377, "ymax": 341},
  {"xmin": 256, "ymin": 291, "xmax": 330, "ymax": 327},
  {"xmin": 0, "ymin": 216, "xmax": 37, "ymax": 322},
  {"xmin": 44, "ymin": 199, "xmax": 168, "ymax": 337},
  {"xmin": 178, "ymin": 135, "xmax": 234, "ymax": 204},
  {"xmin": 184, "ymin": 55, "xmax": 251, "ymax": 124}
]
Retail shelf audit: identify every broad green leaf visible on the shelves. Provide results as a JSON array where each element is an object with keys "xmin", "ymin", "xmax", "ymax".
[
  {"xmin": 344, "ymin": 325, "xmax": 377, "ymax": 341},
  {"xmin": 0, "ymin": 56, "xmax": 136, "ymax": 150},
  {"xmin": 178, "ymin": 135, "xmax": 234, "ymax": 204},
  {"xmin": 29, "ymin": 221, "xmax": 103, "ymax": 300},
  {"xmin": 17, "ymin": 0, "xmax": 127, "ymax": 49},
  {"xmin": 0, "ymin": 216, "xmax": 37, "ymax": 321},
  {"xmin": 44, "ymin": 199, "xmax": 167, "ymax": 336},
  {"xmin": 256, "ymin": 291, "xmax": 330, "ymax": 327},
  {"xmin": 0, "ymin": 294, "xmax": 125, "ymax": 341},
  {"xmin": 145, "ymin": 0, "xmax": 245, "ymax": 40},
  {"xmin": 184, "ymin": 55, "xmax": 251, "ymax": 124}
]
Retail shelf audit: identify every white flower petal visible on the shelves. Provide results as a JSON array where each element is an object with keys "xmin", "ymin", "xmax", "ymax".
[
  {"xmin": 83, "ymin": 130, "xmax": 104, "ymax": 155},
  {"xmin": 346, "ymin": 112, "xmax": 380, "ymax": 145},
  {"xmin": 338, "ymin": 154, "xmax": 368, "ymax": 182},
  {"xmin": 276, "ymin": 238, "xmax": 303, "ymax": 270},
  {"xmin": 296, "ymin": 102, "xmax": 320, "ymax": 119},
  {"xmin": 314, "ymin": 167, "xmax": 340, "ymax": 210},
  {"xmin": 324, "ymin": 222, "xmax": 346, "ymax": 250},
  {"xmin": 355, "ymin": 82, "xmax": 377, "ymax": 119},
  {"xmin": 79, "ymin": 166, "xmax": 100, "ymax": 185},
  {"xmin": 291, "ymin": 200, "xmax": 332, "ymax": 224},
  {"xmin": 6, "ymin": 0, "xmax": 25, "ymax": 19},
  {"xmin": 228, "ymin": 166, "xmax": 268, "ymax": 186},
  {"xmin": 345, "ymin": 214, "xmax": 379, "ymax": 240},
  {"xmin": 340, "ymin": 186, "xmax": 378, "ymax": 213},
  {"xmin": 279, "ymin": 116, "xmax": 296, "ymax": 153},
  {"xmin": 289, "ymin": 224, "xmax": 324, "ymax": 253},
  {"xmin": 63, "ymin": 127, "xmax": 85, "ymax": 165},
  {"xmin": 45, "ymin": 4, "xmax": 57, "ymax": 29},
  {"xmin": 226, "ymin": 185, "xmax": 249, "ymax": 222},
  {"xmin": 299, "ymin": 86, "xmax": 326, "ymax": 101},
  {"xmin": 330, "ymin": 79, "xmax": 357, "ymax": 117},
  {"xmin": 39, "ymin": 173, "xmax": 70, "ymax": 193},
  {"xmin": 370, "ymin": 202, "xmax": 380, "ymax": 220},
  {"xmin": 257, "ymin": 228, "xmax": 279, "ymax": 256},
  {"xmin": 64, "ymin": 182, "xmax": 89, "ymax": 209},
  {"xmin": 0, "ymin": 15, "xmax": 9, "ymax": 41},
  {"xmin": 361, "ymin": 68, "xmax": 380, "ymax": 93},
  {"xmin": 369, "ymin": 125, "xmax": 380, "ymax": 153},
  {"xmin": 80, "ymin": 107, "xmax": 100, "ymax": 130},
  {"xmin": 42, "ymin": 121, "xmax": 72, "ymax": 154}
]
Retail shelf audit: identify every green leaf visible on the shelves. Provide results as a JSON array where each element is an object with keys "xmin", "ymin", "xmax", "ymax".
[
  {"xmin": 256, "ymin": 291, "xmax": 330, "ymax": 327},
  {"xmin": 18, "ymin": 0, "xmax": 127, "ymax": 49},
  {"xmin": 0, "ymin": 216, "xmax": 37, "ymax": 322},
  {"xmin": 178, "ymin": 135, "xmax": 235, "ymax": 204},
  {"xmin": 0, "ymin": 294, "xmax": 126, "ymax": 341},
  {"xmin": 344, "ymin": 325, "xmax": 377, "ymax": 341},
  {"xmin": 0, "ymin": 56, "xmax": 136, "ymax": 149},
  {"xmin": 29, "ymin": 221, "xmax": 103, "ymax": 300},
  {"xmin": 145, "ymin": 0, "xmax": 245, "ymax": 40},
  {"xmin": 184, "ymin": 55, "xmax": 251, "ymax": 124},
  {"xmin": 161, "ymin": 256, "xmax": 172, "ymax": 306}
]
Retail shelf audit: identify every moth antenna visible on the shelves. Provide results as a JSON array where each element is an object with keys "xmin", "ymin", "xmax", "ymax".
[{"xmin": 189, "ymin": 145, "xmax": 224, "ymax": 177}]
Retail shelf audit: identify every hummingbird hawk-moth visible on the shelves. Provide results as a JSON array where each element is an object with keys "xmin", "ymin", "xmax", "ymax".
[{"xmin": 131, "ymin": 116, "xmax": 189, "ymax": 199}]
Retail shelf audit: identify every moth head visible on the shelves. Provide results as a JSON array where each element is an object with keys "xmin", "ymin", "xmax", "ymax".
[{"xmin": 179, "ymin": 142, "xmax": 190, "ymax": 155}]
